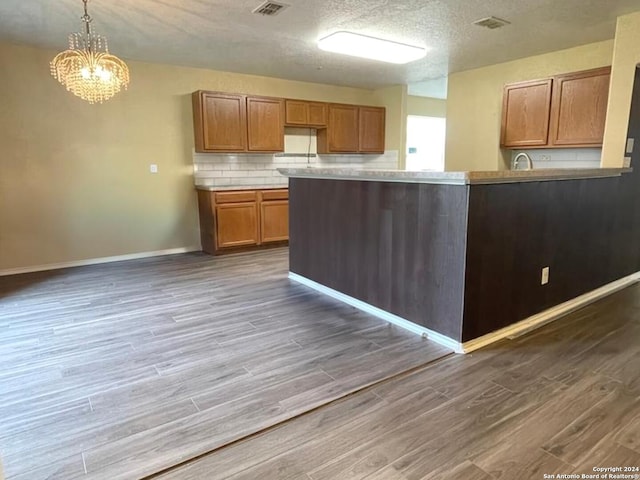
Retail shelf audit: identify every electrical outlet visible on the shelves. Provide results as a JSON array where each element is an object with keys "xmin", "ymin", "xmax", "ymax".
[
  {"xmin": 540, "ymin": 154, "xmax": 551, "ymax": 162},
  {"xmin": 150, "ymin": 164, "xmax": 158, "ymax": 174},
  {"xmin": 541, "ymin": 267, "xmax": 550, "ymax": 285}
]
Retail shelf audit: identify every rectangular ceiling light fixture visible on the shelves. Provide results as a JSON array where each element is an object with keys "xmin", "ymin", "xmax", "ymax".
[{"xmin": 318, "ymin": 31, "xmax": 427, "ymax": 64}]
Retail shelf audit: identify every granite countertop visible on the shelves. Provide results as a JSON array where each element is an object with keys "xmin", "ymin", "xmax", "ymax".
[
  {"xmin": 277, "ymin": 167, "xmax": 632, "ymax": 185},
  {"xmin": 195, "ymin": 184, "xmax": 288, "ymax": 191}
]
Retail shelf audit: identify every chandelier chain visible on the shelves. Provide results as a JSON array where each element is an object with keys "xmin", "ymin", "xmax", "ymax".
[{"xmin": 82, "ymin": 0, "xmax": 92, "ymax": 37}]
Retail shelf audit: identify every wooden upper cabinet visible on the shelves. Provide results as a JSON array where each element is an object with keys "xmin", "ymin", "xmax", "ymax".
[
  {"xmin": 500, "ymin": 66, "xmax": 612, "ymax": 149},
  {"xmin": 285, "ymin": 100, "xmax": 327, "ymax": 127},
  {"xmin": 285, "ymin": 100, "xmax": 308, "ymax": 126},
  {"xmin": 246, "ymin": 96, "xmax": 285, "ymax": 152},
  {"xmin": 193, "ymin": 92, "xmax": 247, "ymax": 152},
  {"xmin": 358, "ymin": 107, "xmax": 385, "ymax": 153},
  {"xmin": 308, "ymin": 102, "xmax": 328, "ymax": 126},
  {"xmin": 319, "ymin": 104, "xmax": 360, "ymax": 153},
  {"xmin": 501, "ymin": 79, "xmax": 553, "ymax": 148},
  {"xmin": 549, "ymin": 66, "xmax": 611, "ymax": 146},
  {"xmin": 317, "ymin": 104, "xmax": 386, "ymax": 154},
  {"xmin": 193, "ymin": 90, "xmax": 384, "ymax": 154}
]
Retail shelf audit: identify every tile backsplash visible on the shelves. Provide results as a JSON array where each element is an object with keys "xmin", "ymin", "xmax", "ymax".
[
  {"xmin": 193, "ymin": 151, "xmax": 399, "ymax": 187},
  {"xmin": 510, "ymin": 148, "xmax": 602, "ymax": 169}
]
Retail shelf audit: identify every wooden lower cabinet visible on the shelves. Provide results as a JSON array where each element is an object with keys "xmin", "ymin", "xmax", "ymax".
[
  {"xmin": 260, "ymin": 200, "xmax": 289, "ymax": 243},
  {"xmin": 215, "ymin": 202, "xmax": 259, "ymax": 248},
  {"xmin": 197, "ymin": 188, "xmax": 289, "ymax": 254}
]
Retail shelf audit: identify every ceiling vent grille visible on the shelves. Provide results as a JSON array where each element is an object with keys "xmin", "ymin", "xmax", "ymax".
[
  {"xmin": 252, "ymin": 1, "xmax": 289, "ymax": 16},
  {"xmin": 473, "ymin": 16, "xmax": 510, "ymax": 29}
]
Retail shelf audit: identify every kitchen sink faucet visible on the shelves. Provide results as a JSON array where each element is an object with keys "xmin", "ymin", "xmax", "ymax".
[{"xmin": 513, "ymin": 152, "xmax": 533, "ymax": 170}]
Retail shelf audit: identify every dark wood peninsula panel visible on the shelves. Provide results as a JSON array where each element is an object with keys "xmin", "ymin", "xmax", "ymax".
[
  {"xmin": 289, "ymin": 179, "xmax": 468, "ymax": 340},
  {"xmin": 289, "ymin": 165, "xmax": 639, "ymax": 344},
  {"xmin": 463, "ymin": 175, "xmax": 634, "ymax": 340}
]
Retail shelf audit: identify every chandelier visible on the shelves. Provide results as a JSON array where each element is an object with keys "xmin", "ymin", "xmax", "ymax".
[{"xmin": 50, "ymin": 0, "xmax": 129, "ymax": 104}]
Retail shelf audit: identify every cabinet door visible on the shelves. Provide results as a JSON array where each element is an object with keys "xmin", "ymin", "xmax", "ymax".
[
  {"xmin": 260, "ymin": 200, "xmax": 289, "ymax": 243},
  {"xmin": 285, "ymin": 100, "xmax": 308, "ymax": 126},
  {"xmin": 215, "ymin": 202, "xmax": 259, "ymax": 249},
  {"xmin": 549, "ymin": 67, "xmax": 611, "ymax": 146},
  {"xmin": 359, "ymin": 107, "xmax": 385, "ymax": 153},
  {"xmin": 196, "ymin": 92, "xmax": 247, "ymax": 152},
  {"xmin": 247, "ymin": 96, "xmax": 285, "ymax": 152},
  {"xmin": 307, "ymin": 102, "xmax": 327, "ymax": 126},
  {"xmin": 501, "ymin": 79, "xmax": 553, "ymax": 148},
  {"xmin": 285, "ymin": 100, "xmax": 328, "ymax": 127},
  {"xmin": 326, "ymin": 104, "xmax": 359, "ymax": 152}
]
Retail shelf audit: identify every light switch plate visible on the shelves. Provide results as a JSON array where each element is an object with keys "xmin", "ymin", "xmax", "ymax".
[
  {"xmin": 627, "ymin": 138, "xmax": 635, "ymax": 154},
  {"xmin": 624, "ymin": 157, "xmax": 632, "ymax": 168},
  {"xmin": 150, "ymin": 164, "xmax": 158, "ymax": 174}
]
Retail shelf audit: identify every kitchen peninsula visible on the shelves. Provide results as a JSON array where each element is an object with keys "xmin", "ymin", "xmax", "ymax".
[{"xmin": 279, "ymin": 166, "xmax": 639, "ymax": 352}]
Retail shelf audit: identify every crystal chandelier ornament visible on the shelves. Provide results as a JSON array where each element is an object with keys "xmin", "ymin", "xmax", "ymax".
[{"xmin": 50, "ymin": 0, "xmax": 130, "ymax": 104}]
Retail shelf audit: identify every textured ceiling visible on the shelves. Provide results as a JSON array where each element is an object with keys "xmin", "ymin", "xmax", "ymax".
[{"xmin": 1, "ymin": 0, "xmax": 639, "ymax": 92}]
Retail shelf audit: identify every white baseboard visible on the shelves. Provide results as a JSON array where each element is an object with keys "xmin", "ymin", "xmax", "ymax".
[
  {"xmin": 288, "ymin": 272, "xmax": 464, "ymax": 353},
  {"xmin": 289, "ymin": 271, "xmax": 640, "ymax": 355},
  {"xmin": 0, "ymin": 246, "xmax": 202, "ymax": 277},
  {"xmin": 460, "ymin": 271, "xmax": 640, "ymax": 353}
]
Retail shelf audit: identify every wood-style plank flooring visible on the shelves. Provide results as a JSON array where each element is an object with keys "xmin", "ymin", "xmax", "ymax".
[
  {"xmin": 0, "ymin": 249, "xmax": 451, "ymax": 480},
  {"xmin": 157, "ymin": 282, "xmax": 640, "ymax": 480}
]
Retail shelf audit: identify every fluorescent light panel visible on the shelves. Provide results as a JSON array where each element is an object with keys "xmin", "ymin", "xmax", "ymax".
[{"xmin": 318, "ymin": 31, "xmax": 427, "ymax": 64}]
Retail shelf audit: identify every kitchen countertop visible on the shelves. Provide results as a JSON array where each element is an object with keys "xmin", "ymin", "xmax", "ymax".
[
  {"xmin": 195, "ymin": 184, "xmax": 288, "ymax": 191},
  {"xmin": 277, "ymin": 167, "xmax": 632, "ymax": 185}
]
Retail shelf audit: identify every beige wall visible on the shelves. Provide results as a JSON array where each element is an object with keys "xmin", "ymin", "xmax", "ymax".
[
  {"xmin": 0, "ymin": 41, "xmax": 388, "ymax": 271},
  {"xmin": 406, "ymin": 95, "xmax": 447, "ymax": 118},
  {"xmin": 445, "ymin": 40, "xmax": 614, "ymax": 172},
  {"xmin": 602, "ymin": 11, "xmax": 640, "ymax": 167},
  {"xmin": 373, "ymin": 84, "xmax": 408, "ymax": 168}
]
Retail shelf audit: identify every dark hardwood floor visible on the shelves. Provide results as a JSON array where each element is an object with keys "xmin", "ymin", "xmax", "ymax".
[
  {"xmin": 0, "ymin": 249, "xmax": 451, "ymax": 480},
  {"xmin": 156, "ymin": 282, "xmax": 640, "ymax": 480}
]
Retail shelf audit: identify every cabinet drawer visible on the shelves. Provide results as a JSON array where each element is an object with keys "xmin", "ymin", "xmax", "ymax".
[
  {"xmin": 260, "ymin": 189, "xmax": 289, "ymax": 201},
  {"xmin": 215, "ymin": 191, "xmax": 257, "ymax": 204}
]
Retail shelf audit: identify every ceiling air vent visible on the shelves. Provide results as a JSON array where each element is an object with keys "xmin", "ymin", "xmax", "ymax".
[
  {"xmin": 252, "ymin": 1, "xmax": 290, "ymax": 16},
  {"xmin": 473, "ymin": 16, "xmax": 511, "ymax": 29}
]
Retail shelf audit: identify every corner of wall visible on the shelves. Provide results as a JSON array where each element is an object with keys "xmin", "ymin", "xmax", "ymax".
[{"xmin": 602, "ymin": 11, "xmax": 640, "ymax": 168}]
